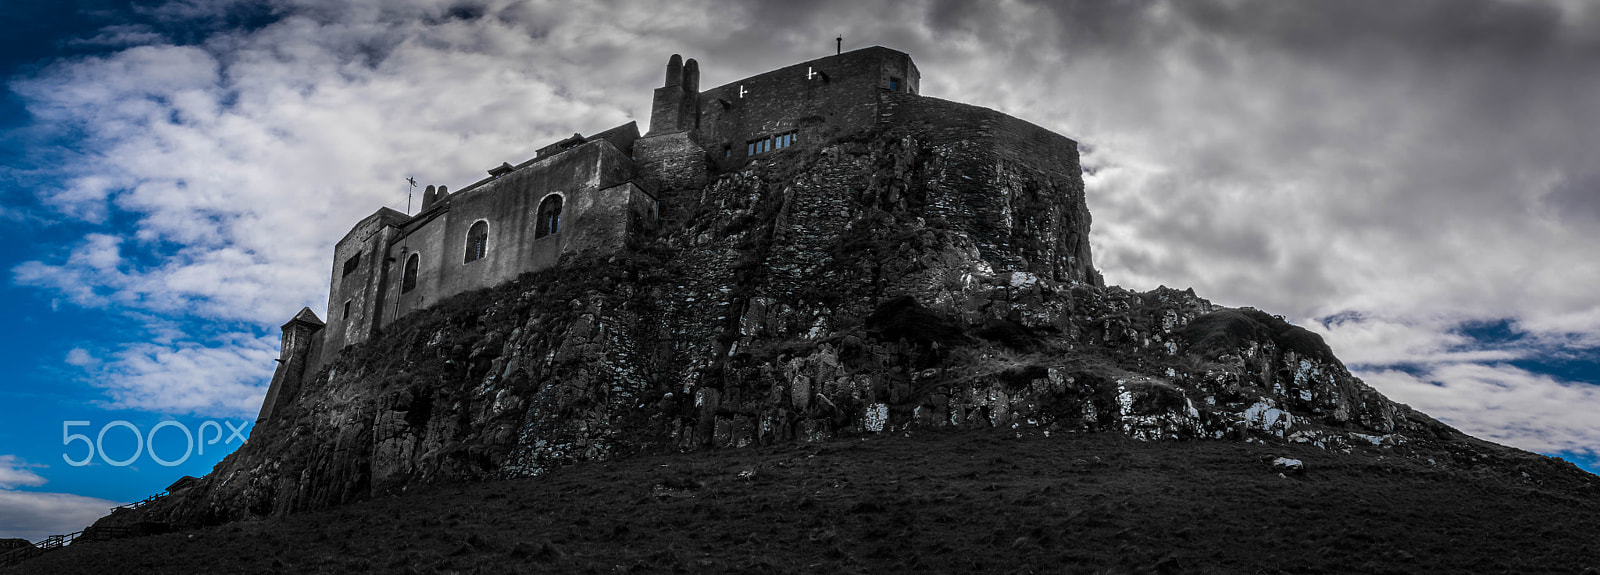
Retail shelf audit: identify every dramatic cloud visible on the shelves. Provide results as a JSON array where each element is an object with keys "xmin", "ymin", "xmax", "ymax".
[
  {"xmin": 76, "ymin": 333, "xmax": 279, "ymax": 418},
  {"xmin": 0, "ymin": 456, "xmax": 119, "ymax": 541},
  {"xmin": 1364, "ymin": 364, "xmax": 1600, "ymax": 459},
  {"xmin": 5, "ymin": 0, "xmax": 1597, "ymax": 455}
]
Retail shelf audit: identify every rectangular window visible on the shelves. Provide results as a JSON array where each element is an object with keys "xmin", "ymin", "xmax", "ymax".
[
  {"xmin": 342, "ymin": 253, "xmax": 361, "ymax": 277},
  {"xmin": 747, "ymin": 131, "xmax": 799, "ymax": 156},
  {"xmin": 889, "ymin": 77, "xmax": 901, "ymax": 91},
  {"xmin": 343, "ymin": 300, "xmax": 352, "ymax": 320},
  {"xmin": 773, "ymin": 131, "xmax": 797, "ymax": 150},
  {"xmin": 723, "ymin": 144, "xmax": 732, "ymax": 158}
]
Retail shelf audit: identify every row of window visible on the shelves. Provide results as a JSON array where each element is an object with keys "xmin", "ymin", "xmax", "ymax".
[{"xmin": 747, "ymin": 131, "xmax": 798, "ymax": 156}]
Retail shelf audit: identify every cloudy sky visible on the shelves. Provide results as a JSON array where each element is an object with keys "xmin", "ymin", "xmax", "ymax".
[{"xmin": 1, "ymin": 0, "xmax": 1596, "ymax": 540}]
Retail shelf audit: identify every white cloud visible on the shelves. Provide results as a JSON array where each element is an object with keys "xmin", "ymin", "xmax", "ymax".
[
  {"xmin": 64, "ymin": 348, "xmax": 97, "ymax": 368},
  {"xmin": 1310, "ymin": 315, "xmax": 1526, "ymax": 368},
  {"xmin": 11, "ymin": 4, "xmax": 646, "ymax": 326},
  {"xmin": 0, "ymin": 456, "xmax": 117, "ymax": 541},
  {"xmin": 83, "ymin": 333, "xmax": 280, "ymax": 418},
  {"xmin": 1361, "ymin": 364, "xmax": 1600, "ymax": 459},
  {"xmin": 0, "ymin": 489, "xmax": 120, "ymax": 542},
  {"xmin": 0, "ymin": 456, "xmax": 47, "ymax": 490},
  {"xmin": 0, "ymin": 490, "xmax": 118, "ymax": 544},
  {"xmin": 66, "ymin": 24, "xmax": 167, "ymax": 49}
]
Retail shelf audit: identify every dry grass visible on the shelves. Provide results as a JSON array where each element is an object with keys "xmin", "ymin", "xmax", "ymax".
[{"xmin": 13, "ymin": 429, "xmax": 1598, "ymax": 574}]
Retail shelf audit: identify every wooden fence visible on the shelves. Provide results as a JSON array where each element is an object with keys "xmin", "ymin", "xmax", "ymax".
[{"xmin": 0, "ymin": 493, "xmax": 164, "ymax": 569}]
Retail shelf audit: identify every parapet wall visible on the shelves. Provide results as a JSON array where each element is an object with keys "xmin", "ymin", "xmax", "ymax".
[{"xmin": 694, "ymin": 47, "xmax": 918, "ymax": 166}]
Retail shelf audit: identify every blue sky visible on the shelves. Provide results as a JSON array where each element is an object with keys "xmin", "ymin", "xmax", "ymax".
[{"xmin": 2, "ymin": 0, "xmax": 1598, "ymax": 542}]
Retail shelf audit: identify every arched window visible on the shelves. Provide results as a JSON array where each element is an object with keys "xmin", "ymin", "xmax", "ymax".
[
  {"xmin": 536, "ymin": 194, "xmax": 562, "ymax": 238},
  {"xmin": 464, "ymin": 221, "xmax": 488, "ymax": 263},
  {"xmin": 401, "ymin": 253, "xmax": 419, "ymax": 293}
]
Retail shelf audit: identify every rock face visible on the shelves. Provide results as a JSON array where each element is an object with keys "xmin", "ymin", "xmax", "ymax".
[{"xmin": 139, "ymin": 117, "xmax": 1461, "ymax": 527}]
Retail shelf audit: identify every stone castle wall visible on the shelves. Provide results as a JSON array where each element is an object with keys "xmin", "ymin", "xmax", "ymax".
[
  {"xmin": 279, "ymin": 45, "xmax": 1098, "ymax": 419},
  {"xmin": 879, "ymin": 93, "xmax": 1100, "ymax": 285},
  {"xmin": 322, "ymin": 208, "xmax": 409, "ymax": 351},
  {"xmin": 695, "ymin": 47, "xmax": 919, "ymax": 166},
  {"xmin": 375, "ymin": 140, "xmax": 645, "ymax": 330},
  {"xmin": 639, "ymin": 47, "xmax": 919, "ymax": 213}
]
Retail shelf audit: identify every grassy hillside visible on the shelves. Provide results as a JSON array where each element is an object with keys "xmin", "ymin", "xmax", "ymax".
[{"xmin": 15, "ymin": 429, "xmax": 1597, "ymax": 574}]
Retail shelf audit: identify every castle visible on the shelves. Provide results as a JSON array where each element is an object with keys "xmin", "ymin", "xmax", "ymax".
[{"xmin": 258, "ymin": 46, "xmax": 1092, "ymax": 422}]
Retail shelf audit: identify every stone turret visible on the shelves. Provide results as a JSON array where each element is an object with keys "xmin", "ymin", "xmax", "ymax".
[
  {"xmin": 647, "ymin": 54, "xmax": 701, "ymax": 136},
  {"xmin": 636, "ymin": 54, "xmax": 710, "ymax": 201},
  {"xmin": 420, "ymin": 185, "xmax": 437, "ymax": 211},
  {"xmin": 665, "ymin": 54, "xmax": 682, "ymax": 87},
  {"xmin": 257, "ymin": 307, "xmax": 325, "ymax": 423},
  {"xmin": 683, "ymin": 58, "xmax": 699, "ymax": 92}
]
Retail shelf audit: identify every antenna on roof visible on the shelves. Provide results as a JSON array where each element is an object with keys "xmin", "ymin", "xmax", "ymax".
[
  {"xmin": 404, "ymin": 176, "xmax": 417, "ymax": 215},
  {"xmin": 836, "ymin": 35, "xmax": 842, "ymax": 55}
]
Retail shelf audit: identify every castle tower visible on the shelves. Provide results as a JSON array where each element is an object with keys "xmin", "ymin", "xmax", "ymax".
[
  {"xmin": 257, "ymin": 307, "xmax": 325, "ymax": 423},
  {"xmin": 636, "ymin": 54, "xmax": 710, "ymax": 207},
  {"xmin": 278, "ymin": 307, "xmax": 324, "ymax": 361},
  {"xmin": 647, "ymin": 54, "xmax": 700, "ymax": 136}
]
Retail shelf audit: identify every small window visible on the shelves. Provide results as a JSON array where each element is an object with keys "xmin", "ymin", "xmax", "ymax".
[
  {"xmin": 536, "ymin": 194, "xmax": 563, "ymax": 238},
  {"xmin": 342, "ymin": 253, "xmax": 361, "ymax": 277},
  {"xmin": 464, "ymin": 221, "xmax": 489, "ymax": 263},
  {"xmin": 343, "ymin": 300, "xmax": 352, "ymax": 320},
  {"xmin": 401, "ymin": 253, "xmax": 419, "ymax": 293},
  {"xmin": 773, "ymin": 131, "xmax": 797, "ymax": 150},
  {"xmin": 889, "ymin": 77, "xmax": 901, "ymax": 91},
  {"xmin": 723, "ymin": 144, "xmax": 732, "ymax": 158}
]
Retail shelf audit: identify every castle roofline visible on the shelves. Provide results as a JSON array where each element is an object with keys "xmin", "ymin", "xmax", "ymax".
[
  {"xmin": 334, "ymin": 207, "xmax": 410, "ymax": 245},
  {"xmin": 451, "ymin": 124, "xmax": 636, "ymax": 199},
  {"xmin": 449, "ymin": 122, "xmax": 640, "ymax": 198},
  {"xmin": 698, "ymin": 45, "xmax": 912, "ymax": 95},
  {"xmin": 283, "ymin": 306, "xmax": 325, "ymax": 329}
]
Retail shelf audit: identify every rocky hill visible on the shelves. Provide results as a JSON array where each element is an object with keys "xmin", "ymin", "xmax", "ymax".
[{"xmin": 103, "ymin": 110, "xmax": 1594, "ymax": 536}]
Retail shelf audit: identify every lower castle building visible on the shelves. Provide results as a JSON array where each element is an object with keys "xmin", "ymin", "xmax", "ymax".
[{"xmin": 259, "ymin": 45, "xmax": 1093, "ymax": 422}]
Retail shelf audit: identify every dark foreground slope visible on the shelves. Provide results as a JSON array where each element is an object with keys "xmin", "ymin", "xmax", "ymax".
[{"xmin": 15, "ymin": 429, "xmax": 1599, "ymax": 574}]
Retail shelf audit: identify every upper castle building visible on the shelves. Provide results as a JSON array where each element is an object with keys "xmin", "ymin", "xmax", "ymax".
[{"xmin": 259, "ymin": 46, "xmax": 1093, "ymax": 422}]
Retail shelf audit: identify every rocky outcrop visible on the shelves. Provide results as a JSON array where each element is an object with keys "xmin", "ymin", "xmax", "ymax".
[{"xmin": 133, "ymin": 121, "xmax": 1464, "ymax": 527}]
